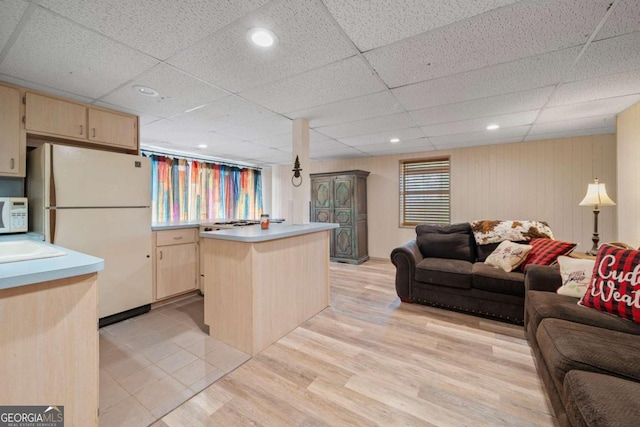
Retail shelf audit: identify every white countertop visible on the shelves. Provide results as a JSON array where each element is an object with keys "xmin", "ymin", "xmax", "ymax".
[
  {"xmin": 0, "ymin": 235, "xmax": 104, "ymax": 290},
  {"xmin": 200, "ymin": 222, "xmax": 339, "ymax": 243},
  {"xmin": 151, "ymin": 220, "xmax": 202, "ymax": 231}
]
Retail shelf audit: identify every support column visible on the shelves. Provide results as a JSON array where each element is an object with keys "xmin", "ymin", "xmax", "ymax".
[{"xmin": 292, "ymin": 118, "xmax": 310, "ymax": 225}]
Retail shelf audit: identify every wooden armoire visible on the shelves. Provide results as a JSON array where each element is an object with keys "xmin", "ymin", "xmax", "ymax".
[{"xmin": 310, "ymin": 170, "xmax": 369, "ymax": 264}]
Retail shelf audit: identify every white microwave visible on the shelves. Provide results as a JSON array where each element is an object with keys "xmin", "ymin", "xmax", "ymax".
[{"xmin": 0, "ymin": 197, "xmax": 28, "ymax": 234}]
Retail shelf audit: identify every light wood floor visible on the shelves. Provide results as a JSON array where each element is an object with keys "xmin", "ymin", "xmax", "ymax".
[{"xmin": 153, "ymin": 260, "xmax": 557, "ymax": 427}]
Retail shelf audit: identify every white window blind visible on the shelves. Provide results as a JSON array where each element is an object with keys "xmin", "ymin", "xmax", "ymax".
[{"xmin": 400, "ymin": 158, "xmax": 450, "ymax": 226}]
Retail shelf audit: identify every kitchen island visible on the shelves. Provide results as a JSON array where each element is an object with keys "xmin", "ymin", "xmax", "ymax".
[
  {"xmin": 200, "ymin": 222, "xmax": 338, "ymax": 356},
  {"xmin": 0, "ymin": 237, "xmax": 104, "ymax": 426}
]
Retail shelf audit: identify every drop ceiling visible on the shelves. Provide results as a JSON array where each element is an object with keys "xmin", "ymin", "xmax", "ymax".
[{"xmin": 0, "ymin": 0, "xmax": 638, "ymax": 167}]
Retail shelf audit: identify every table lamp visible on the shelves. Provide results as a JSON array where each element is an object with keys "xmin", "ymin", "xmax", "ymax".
[{"xmin": 579, "ymin": 178, "xmax": 616, "ymax": 255}]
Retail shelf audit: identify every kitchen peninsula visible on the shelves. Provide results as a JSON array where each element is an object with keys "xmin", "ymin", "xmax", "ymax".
[{"xmin": 200, "ymin": 222, "xmax": 338, "ymax": 356}]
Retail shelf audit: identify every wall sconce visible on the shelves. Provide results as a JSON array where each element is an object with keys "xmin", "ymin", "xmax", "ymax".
[
  {"xmin": 292, "ymin": 155, "xmax": 302, "ymax": 187},
  {"xmin": 579, "ymin": 177, "xmax": 616, "ymax": 255}
]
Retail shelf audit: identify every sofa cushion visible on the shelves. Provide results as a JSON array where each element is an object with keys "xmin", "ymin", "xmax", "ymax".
[
  {"xmin": 526, "ymin": 291, "xmax": 640, "ymax": 336},
  {"xmin": 536, "ymin": 319, "xmax": 640, "ymax": 391},
  {"xmin": 580, "ymin": 244, "xmax": 640, "ymax": 323},
  {"xmin": 415, "ymin": 258, "xmax": 473, "ymax": 290},
  {"xmin": 484, "ymin": 240, "xmax": 532, "ymax": 272},
  {"xmin": 415, "ymin": 223, "xmax": 475, "ymax": 262},
  {"xmin": 519, "ymin": 238, "xmax": 577, "ymax": 271},
  {"xmin": 556, "ymin": 255, "xmax": 595, "ymax": 298},
  {"xmin": 417, "ymin": 233, "xmax": 474, "ymax": 262},
  {"xmin": 563, "ymin": 370, "xmax": 640, "ymax": 427},
  {"xmin": 472, "ymin": 263, "xmax": 526, "ymax": 296}
]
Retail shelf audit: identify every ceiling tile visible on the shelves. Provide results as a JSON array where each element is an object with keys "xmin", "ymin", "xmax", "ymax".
[
  {"xmin": 100, "ymin": 64, "xmax": 228, "ymax": 118},
  {"xmin": 567, "ymin": 32, "xmax": 640, "ymax": 82},
  {"xmin": 421, "ymin": 111, "xmax": 539, "ymax": 137},
  {"xmin": 409, "ymin": 87, "xmax": 554, "ymax": 126},
  {"xmin": 252, "ymin": 132, "xmax": 291, "ymax": 149},
  {"xmin": 339, "ymin": 127, "xmax": 424, "ymax": 147},
  {"xmin": 355, "ymin": 137, "xmax": 433, "ymax": 155},
  {"xmin": 596, "ymin": 0, "xmax": 640, "ymax": 40},
  {"xmin": 0, "ymin": 0, "xmax": 28, "ymax": 52},
  {"xmin": 239, "ymin": 56, "xmax": 385, "ymax": 113},
  {"xmin": 170, "ymin": 95, "xmax": 274, "ymax": 132},
  {"xmin": 167, "ymin": 0, "xmax": 357, "ymax": 93},
  {"xmin": 392, "ymin": 48, "xmax": 579, "ymax": 111},
  {"xmin": 312, "ymin": 147, "xmax": 367, "ymax": 161},
  {"xmin": 322, "ymin": 0, "xmax": 519, "ymax": 52},
  {"xmin": 433, "ymin": 135, "xmax": 524, "ymax": 150},
  {"xmin": 310, "ymin": 139, "xmax": 348, "ymax": 153},
  {"xmin": 536, "ymin": 94, "xmax": 640, "ymax": 123},
  {"xmin": 216, "ymin": 115, "xmax": 293, "ymax": 140},
  {"xmin": 364, "ymin": 0, "xmax": 610, "ymax": 88},
  {"xmin": 529, "ymin": 114, "xmax": 617, "ymax": 135},
  {"xmin": 0, "ymin": 72, "xmax": 95, "ymax": 104},
  {"xmin": 287, "ymin": 91, "xmax": 403, "ymax": 127},
  {"xmin": 428, "ymin": 125, "xmax": 530, "ymax": 146},
  {"xmin": 548, "ymin": 68, "xmax": 640, "ymax": 107},
  {"xmin": 0, "ymin": 8, "xmax": 158, "ymax": 98},
  {"xmin": 36, "ymin": 0, "xmax": 269, "ymax": 60},
  {"xmin": 524, "ymin": 127, "xmax": 615, "ymax": 141},
  {"xmin": 314, "ymin": 112, "xmax": 416, "ymax": 139}
]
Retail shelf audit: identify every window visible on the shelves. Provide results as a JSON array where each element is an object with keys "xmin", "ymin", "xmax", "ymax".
[{"xmin": 399, "ymin": 157, "xmax": 450, "ymax": 226}]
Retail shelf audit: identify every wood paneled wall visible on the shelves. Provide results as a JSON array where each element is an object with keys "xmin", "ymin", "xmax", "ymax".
[
  {"xmin": 271, "ymin": 134, "xmax": 617, "ymax": 259},
  {"xmin": 617, "ymin": 102, "xmax": 640, "ymax": 248}
]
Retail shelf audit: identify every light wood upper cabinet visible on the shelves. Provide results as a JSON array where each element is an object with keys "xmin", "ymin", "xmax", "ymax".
[
  {"xmin": 25, "ymin": 92, "xmax": 87, "ymax": 139},
  {"xmin": 0, "ymin": 84, "xmax": 26, "ymax": 177},
  {"xmin": 88, "ymin": 108, "xmax": 137, "ymax": 150},
  {"xmin": 23, "ymin": 90, "xmax": 139, "ymax": 153}
]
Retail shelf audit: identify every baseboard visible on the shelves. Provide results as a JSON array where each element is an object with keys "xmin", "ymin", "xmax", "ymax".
[{"xmin": 99, "ymin": 304, "xmax": 151, "ymax": 328}]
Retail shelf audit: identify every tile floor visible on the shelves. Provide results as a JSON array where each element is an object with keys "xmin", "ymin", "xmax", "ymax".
[{"xmin": 99, "ymin": 294, "xmax": 250, "ymax": 427}]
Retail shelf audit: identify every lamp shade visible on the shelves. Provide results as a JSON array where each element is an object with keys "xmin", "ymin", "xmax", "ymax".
[{"xmin": 579, "ymin": 179, "xmax": 616, "ymax": 207}]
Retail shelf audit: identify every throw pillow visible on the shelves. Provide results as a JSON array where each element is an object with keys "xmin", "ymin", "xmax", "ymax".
[
  {"xmin": 417, "ymin": 233, "xmax": 474, "ymax": 262},
  {"xmin": 557, "ymin": 255, "xmax": 595, "ymax": 298},
  {"xmin": 519, "ymin": 238, "xmax": 577, "ymax": 271},
  {"xmin": 579, "ymin": 245, "xmax": 640, "ymax": 323},
  {"xmin": 484, "ymin": 241, "xmax": 533, "ymax": 272}
]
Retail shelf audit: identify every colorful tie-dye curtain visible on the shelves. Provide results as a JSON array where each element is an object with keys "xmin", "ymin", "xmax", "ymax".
[{"xmin": 147, "ymin": 154, "xmax": 262, "ymax": 222}]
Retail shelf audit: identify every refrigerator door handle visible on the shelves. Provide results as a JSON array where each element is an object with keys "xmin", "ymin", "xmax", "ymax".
[
  {"xmin": 49, "ymin": 208, "xmax": 56, "ymax": 244},
  {"xmin": 49, "ymin": 146, "xmax": 57, "ymax": 208}
]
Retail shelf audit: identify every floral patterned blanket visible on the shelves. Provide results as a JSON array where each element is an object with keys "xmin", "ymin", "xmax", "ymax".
[{"xmin": 471, "ymin": 220, "xmax": 554, "ymax": 245}]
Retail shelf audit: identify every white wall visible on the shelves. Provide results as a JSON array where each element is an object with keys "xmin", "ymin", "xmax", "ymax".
[
  {"xmin": 616, "ymin": 102, "xmax": 640, "ymax": 247},
  {"xmin": 271, "ymin": 134, "xmax": 617, "ymax": 259}
]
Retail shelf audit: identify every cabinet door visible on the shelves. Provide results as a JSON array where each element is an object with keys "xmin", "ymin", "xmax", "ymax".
[
  {"xmin": 88, "ymin": 108, "xmax": 137, "ymax": 151},
  {"xmin": 0, "ymin": 85, "xmax": 24, "ymax": 176},
  {"xmin": 25, "ymin": 92, "xmax": 86, "ymax": 139},
  {"xmin": 156, "ymin": 243, "xmax": 198, "ymax": 300}
]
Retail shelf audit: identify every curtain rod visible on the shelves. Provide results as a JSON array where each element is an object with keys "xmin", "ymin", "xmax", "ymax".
[{"xmin": 141, "ymin": 149, "xmax": 261, "ymax": 171}]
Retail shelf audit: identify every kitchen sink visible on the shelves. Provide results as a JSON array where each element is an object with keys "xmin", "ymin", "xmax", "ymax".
[{"xmin": 0, "ymin": 240, "xmax": 67, "ymax": 264}]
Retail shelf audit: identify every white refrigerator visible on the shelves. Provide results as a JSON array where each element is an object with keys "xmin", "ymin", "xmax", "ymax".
[{"xmin": 27, "ymin": 143, "xmax": 152, "ymax": 321}]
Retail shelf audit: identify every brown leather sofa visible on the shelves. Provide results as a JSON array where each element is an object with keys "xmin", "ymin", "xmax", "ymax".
[
  {"xmin": 391, "ymin": 223, "xmax": 528, "ymax": 324},
  {"xmin": 525, "ymin": 264, "xmax": 640, "ymax": 427}
]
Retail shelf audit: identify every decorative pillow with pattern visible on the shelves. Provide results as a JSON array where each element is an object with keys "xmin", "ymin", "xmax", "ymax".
[
  {"xmin": 484, "ymin": 241, "xmax": 533, "ymax": 272},
  {"xmin": 557, "ymin": 255, "xmax": 595, "ymax": 298},
  {"xmin": 579, "ymin": 245, "xmax": 640, "ymax": 323},
  {"xmin": 471, "ymin": 220, "xmax": 554, "ymax": 245},
  {"xmin": 519, "ymin": 238, "xmax": 577, "ymax": 271}
]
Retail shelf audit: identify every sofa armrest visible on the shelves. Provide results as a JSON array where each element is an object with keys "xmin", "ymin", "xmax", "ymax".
[
  {"xmin": 390, "ymin": 240, "xmax": 424, "ymax": 302},
  {"xmin": 524, "ymin": 264, "xmax": 562, "ymax": 293}
]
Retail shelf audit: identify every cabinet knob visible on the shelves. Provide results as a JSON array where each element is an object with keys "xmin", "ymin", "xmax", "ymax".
[
  {"xmin": 92, "ymin": 128, "xmax": 96, "ymax": 137},
  {"xmin": 10, "ymin": 158, "xmax": 15, "ymax": 169},
  {"xmin": 159, "ymin": 250, "xmax": 163, "ymax": 260},
  {"xmin": 80, "ymin": 125, "xmax": 83, "ymax": 135}
]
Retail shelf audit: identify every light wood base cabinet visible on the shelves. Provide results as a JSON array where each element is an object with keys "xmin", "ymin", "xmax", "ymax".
[
  {"xmin": 0, "ymin": 273, "xmax": 99, "ymax": 426},
  {"xmin": 0, "ymin": 83, "xmax": 26, "ymax": 176},
  {"xmin": 153, "ymin": 228, "xmax": 199, "ymax": 301}
]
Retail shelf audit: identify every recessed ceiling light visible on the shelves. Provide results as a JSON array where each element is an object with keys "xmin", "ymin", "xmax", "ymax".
[
  {"xmin": 247, "ymin": 28, "xmax": 277, "ymax": 47},
  {"xmin": 132, "ymin": 85, "xmax": 159, "ymax": 97},
  {"xmin": 390, "ymin": 138, "xmax": 400, "ymax": 143},
  {"xmin": 198, "ymin": 144, "xmax": 208, "ymax": 149},
  {"xmin": 486, "ymin": 124, "xmax": 500, "ymax": 130}
]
